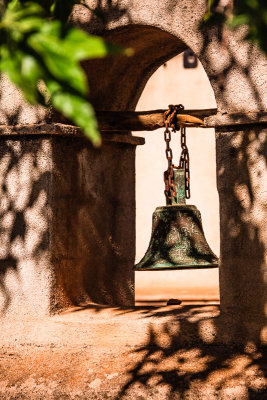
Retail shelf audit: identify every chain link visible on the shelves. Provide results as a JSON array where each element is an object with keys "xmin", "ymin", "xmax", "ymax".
[
  {"xmin": 163, "ymin": 104, "xmax": 191, "ymax": 203},
  {"xmin": 179, "ymin": 126, "xmax": 190, "ymax": 199}
]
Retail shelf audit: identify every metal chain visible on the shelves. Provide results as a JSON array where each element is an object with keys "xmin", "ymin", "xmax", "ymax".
[
  {"xmin": 163, "ymin": 105, "xmax": 181, "ymax": 203},
  {"xmin": 163, "ymin": 125, "xmax": 176, "ymax": 203},
  {"xmin": 179, "ymin": 126, "xmax": 190, "ymax": 199},
  {"xmin": 163, "ymin": 104, "xmax": 191, "ymax": 203}
]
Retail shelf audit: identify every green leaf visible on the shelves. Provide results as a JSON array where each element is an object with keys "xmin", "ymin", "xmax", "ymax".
[
  {"xmin": 0, "ymin": 46, "xmax": 43, "ymax": 103},
  {"xmin": 228, "ymin": 14, "xmax": 250, "ymax": 29},
  {"xmin": 28, "ymin": 27, "xmax": 88, "ymax": 95},
  {"xmin": 4, "ymin": 1, "xmax": 44, "ymax": 22},
  {"xmin": 16, "ymin": 16, "xmax": 44, "ymax": 33},
  {"xmin": 38, "ymin": 19, "xmax": 62, "ymax": 36},
  {"xmin": 0, "ymin": 0, "xmax": 120, "ymax": 145},
  {"xmin": 0, "ymin": 0, "xmax": 7, "ymax": 19},
  {"xmin": 245, "ymin": 0, "xmax": 259, "ymax": 10},
  {"xmin": 64, "ymin": 28, "xmax": 126, "ymax": 61},
  {"xmin": 28, "ymin": 22, "xmax": 128, "ymax": 97},
  {"xmin": 47, "ymin": 80, "xmax": 101, "ymax": 146},
  {"xmin": 21, "ymin": 54, "xmax": 43, "ymax": 84}
]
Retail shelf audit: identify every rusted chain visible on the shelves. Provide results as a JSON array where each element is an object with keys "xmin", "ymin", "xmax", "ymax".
[
  {"xmin": 163, "ymin": 104, "xmax": 191, "ymax": 203},
  {"xmin": 179, "ymin": 126, "xmax": 190, "ymax": 199}
]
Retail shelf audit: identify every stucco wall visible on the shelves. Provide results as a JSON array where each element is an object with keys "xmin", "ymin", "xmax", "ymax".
[{"xmin": 0, "ymin": 0, "xmax": 266, "ymax": 344}]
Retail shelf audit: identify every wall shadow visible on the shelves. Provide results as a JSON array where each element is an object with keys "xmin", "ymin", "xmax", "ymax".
[
  {"xmin": 216, "ymin": 124, "xmax": 267, "ymax": 342},
  {"xmin": 200, "ymin": 26, "xmax": 266, "ymax": 114},
  {"xmin": 27, "ymin": 135, "xmax": 137, "ymax": 311},
  {"xmin": 62, "ymin": 302, "xmax": 267, "ymax": 398},
  {"xmin": 118, "ymin": 320, "xmax": 267, "ymax": 399},
  {"xmin": 0, "ymin": 137, "xmax": 51, "ymax": 315},
  {"xmin": 0, "ymin": 5, "xmax": 265, "ymax": 391}
]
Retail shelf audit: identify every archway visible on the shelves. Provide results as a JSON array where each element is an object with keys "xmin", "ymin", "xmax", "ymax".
[
  {"xmin": 133, "ymin": 52, "xmax": 220, "ymax": 305},
  {"xmin": 82, "ymin": 18, "xmax": 266, "ymax": 341},
  {"xmin": 83, "ymin": 24, "xmax": 221, "ymax": 303},
  {"xmin": 83, "ymin": 25, "xmax": 187, "ymax": 110}
]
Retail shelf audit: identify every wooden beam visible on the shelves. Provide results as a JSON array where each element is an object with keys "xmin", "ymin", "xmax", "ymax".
[{"xmin": 96, "ymin": 108, "xmax": 217, "ymax": 131}]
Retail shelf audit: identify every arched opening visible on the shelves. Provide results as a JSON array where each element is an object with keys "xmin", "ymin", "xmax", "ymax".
[
  {"xmin": 133, "ymin": 53, "xmax": 220, "ymax": 305},
  {"xmin": 83, "ymin": 25, "xmax": 187, "ymax": 110},
  {"xmin": 83, "ymin": 24, "xmax": 220, "ymax": 307}
]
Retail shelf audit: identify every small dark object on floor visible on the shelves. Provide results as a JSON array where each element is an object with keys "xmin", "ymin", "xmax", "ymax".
[{"xmin": 167, "ymin": 299, "xmax": 182, "ymax": 305}]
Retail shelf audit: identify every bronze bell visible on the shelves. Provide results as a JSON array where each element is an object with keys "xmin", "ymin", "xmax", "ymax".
[{"xmin": 134, "ymin": 169, "xmax": 218, "ymax": 271}]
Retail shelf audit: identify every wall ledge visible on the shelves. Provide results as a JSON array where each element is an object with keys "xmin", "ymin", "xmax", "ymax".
[
  {"xmin": 205, "ymin": 111, "xmax": 267, "ymax": 128},
  {"xmin": 0, "ymin": 123, "xmax": 145, "ymax": 146}
]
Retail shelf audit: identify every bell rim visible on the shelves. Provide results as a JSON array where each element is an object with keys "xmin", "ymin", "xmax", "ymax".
[
  {"xmin": 134, "ymin": 262, "xmax": 219, "ymax": 271},
  {"xmin": 133, "ymin": 255, "xmax": 219, "ymax": 271}
]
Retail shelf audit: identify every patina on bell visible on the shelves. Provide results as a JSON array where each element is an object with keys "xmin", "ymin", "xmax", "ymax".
[{"xmin": 134, "ymin": 169, "xmax": 218, "ymax": 271}]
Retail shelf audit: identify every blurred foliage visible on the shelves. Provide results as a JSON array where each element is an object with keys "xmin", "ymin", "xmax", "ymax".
[
  {"xmin": 203, "ymin": 0, "xmax": 267, "ymax": 55},
  {"xmin": 0, "ymin": 0, "xmax": 130, "ymax": 146}
]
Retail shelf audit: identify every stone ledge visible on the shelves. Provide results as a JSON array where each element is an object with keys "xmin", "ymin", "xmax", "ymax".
[
  {"xmin": 205, "ymin": 111, "xmax": 267, "ymax": 127},
  {"xmin": 1, "ymin": 304, "xmax": 219, "ymax": 347},
  {"xmin": 1, "ymin": 304, "xmax": 266, "ymax": 347},
  {"xmin": 0, "ymin": 123, "xmax": 145, "ymax": 146}
]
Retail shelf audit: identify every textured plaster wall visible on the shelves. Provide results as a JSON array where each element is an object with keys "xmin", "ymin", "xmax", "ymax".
[
  {"xmin": 0, "ymin": 135, "xmax": 137, "ymax": 317},
  {"xmin": 216, "ymin": 125, "xmax": 267, "ymax": 342},
  {"xmin": 0, "ymin": 0, "xmax": 266, "ymax": 344},
  {"xmin": 72, "ymin": 0, "xmax": 267, "ymax": 112},
  {"xmin": 0, "ymin": 138, "xmax": 53, "ymax": 316},
  {"xmin": 0, "ymin": 75, "xmax": 47, "ymax": 126},
  {"xmin": 1, "ymin": 1, "xmax": 265, "ymax": 122}
]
